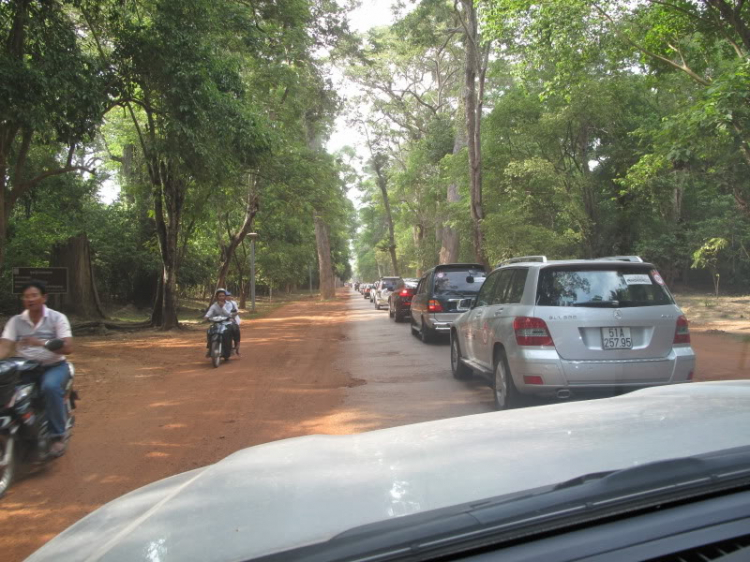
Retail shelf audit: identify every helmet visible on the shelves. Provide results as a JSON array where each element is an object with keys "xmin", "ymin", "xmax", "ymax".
[{"xmin": 215, "ymin": 288, "xmax": 227, "ymax": 295}]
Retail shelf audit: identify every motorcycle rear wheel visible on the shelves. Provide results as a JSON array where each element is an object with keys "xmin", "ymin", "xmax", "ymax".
[
  {"xmin": 0, "ymin": 436, "xmax": 16, "ymax": 499},
  {"xmin": 211, "ymin": 341, "xmax": 221, "ymax": 368}
]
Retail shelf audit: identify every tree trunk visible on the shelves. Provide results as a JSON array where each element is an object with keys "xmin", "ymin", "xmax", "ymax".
[
  {"xmin": 460, "ymin": 0, "xmax": 489, "ymax": 268},
  {"xmin": 370, "ymin": 152, "xmax": 399, "ymax": 276},
  {"xmin": 439, "ymin": 119, "xmax": 466, "ymax": 264},
  {"xmin": 49, "ymin": 234, "xmax": 106, "ymax": 318},
  {"xmin": 150, "ymin": 274, "xmax": 164, "ymax": 326},
  {"xmin": 150, "ymin": 161, "xmax": 184, "ymax": 330},
  {"xmin": 213, "ymin": 179, "xmax": 259, "ymax": 299},
  {"xmin": 313, "ymin": 210, "xmax": 336, "ymax": 299},
  {"xmin": 413, "ymin": 223, "xmax": 426, "ymax": 277},
  {"xmin": 162, "ymin": 261, "xmax": 179, "ymax": 328}
]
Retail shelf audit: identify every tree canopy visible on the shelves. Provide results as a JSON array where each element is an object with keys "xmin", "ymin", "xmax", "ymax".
[{"xmin": 1, "ymin": 0, "xmax": 747, "ymax": 320}]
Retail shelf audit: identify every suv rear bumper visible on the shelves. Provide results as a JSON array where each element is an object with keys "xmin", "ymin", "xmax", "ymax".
[
  {"xmin": 507, "ymin": 346, "xmax": 696, "ymax": 396},
  {"xmin": 427, "ymin": 312, "xmax": 463, "ymax": 333}
]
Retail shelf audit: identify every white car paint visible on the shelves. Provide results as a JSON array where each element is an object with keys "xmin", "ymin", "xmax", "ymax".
[{"xmin": 28, "ymin": 381, "xmax": 750, "ymax": 562}]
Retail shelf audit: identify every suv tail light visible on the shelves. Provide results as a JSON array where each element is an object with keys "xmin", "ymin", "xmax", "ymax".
[
  {"xmin": 428, "ymin": 299, "xmax": 444, "ymax": 313},
  {"xmin": 514, "ymin": 317, "xmax": 554, "ymax": 347},
  {"xmin": 400, "ymin": 288, "xmax": 413, "ymax": 297},
  {"xmin": 674, "ymin": 315, "xmax": 691, "ymax": 345}
]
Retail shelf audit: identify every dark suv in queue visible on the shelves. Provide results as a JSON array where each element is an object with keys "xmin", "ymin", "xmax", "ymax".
[
  {"xmin": 388, "ymin": 278, "xmax": 418, "ymax": 322},
  {"xmin": 410, "ymin": 264, "xmax": 487, "ymax": 342}
]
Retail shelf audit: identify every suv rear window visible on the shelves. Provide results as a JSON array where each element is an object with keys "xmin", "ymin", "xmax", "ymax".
[
  {"xmin": 380, "ymin": 278, "xmax": 399, "ymax": 291},
  {"xmin": 433, "ymin": 268, "xmax": 486, "ymax": 296},
  {"xmin": 536, "ymin": 266, "xmax": 674, "ymax": 307}
]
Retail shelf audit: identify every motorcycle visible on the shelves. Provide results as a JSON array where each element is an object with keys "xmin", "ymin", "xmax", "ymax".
[
  {"xmin": 207, "ymin": 315, "xmax": 235, "ymax": 368},
  {"xmin": 0, "ymin": 339, "xmax": 77, "ymax": 498}
]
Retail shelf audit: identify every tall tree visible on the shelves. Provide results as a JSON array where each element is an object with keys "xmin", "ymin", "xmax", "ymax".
[
  {"xmin": 457, "ymin": 0, "xmax": 491, "ymax": 267},
  {"xmin": 84, "ymin": 0, "xmax": 270, "ymax": 327},
  {"xmin": 0, "ymin": 0, "xmax": 110, "ymax": 269},
  {"xmin": 360, "ymin": 121, "xmax": 400, "ymax": 276}
]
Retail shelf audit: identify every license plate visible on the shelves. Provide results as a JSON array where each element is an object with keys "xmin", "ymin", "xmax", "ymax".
[{"xmin": 601, "ymin": 327, "xmax": 632, "ymax": 349}]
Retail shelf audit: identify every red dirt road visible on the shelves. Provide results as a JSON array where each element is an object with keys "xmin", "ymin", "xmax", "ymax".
[
  {"xmin": 1, "ymin": 294, "xmax": 357, "ymax": 560},
  {"xmin": 1, "ymin": 290, "xmax": 747, "ymax": 561}
]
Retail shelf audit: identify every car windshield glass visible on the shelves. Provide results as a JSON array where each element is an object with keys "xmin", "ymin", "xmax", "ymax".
[
  {"xmin": 433, "ymin": 269, "xmax": 486, "ymax": 295},
  {"xmin": 536, "ymin": 267, "xmax": 674, "ymax": 307},
  {"xmin": 381, "ymin": 281, "xmax": 396, "ymax": 290}
]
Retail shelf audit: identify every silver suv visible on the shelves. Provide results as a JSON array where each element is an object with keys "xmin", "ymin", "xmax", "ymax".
[
  {"xmin": 373, "ymin": 277, "xmax": 400, "ymax": 310},
  {"xmin": 450, "ymin": 256, "xmax": 696, "ymax": 410}
]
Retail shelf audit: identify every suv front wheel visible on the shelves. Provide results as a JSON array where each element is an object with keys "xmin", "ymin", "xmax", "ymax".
[{"xmin": 493, "ymin": 352, "xmax": 519, "ymax": 410}]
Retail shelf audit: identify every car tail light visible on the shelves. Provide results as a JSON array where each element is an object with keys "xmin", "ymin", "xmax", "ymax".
[
  {"xmin": 428, "ymin": 299, "xmax": 444, "ymax": 313},
  {"xmin": 399, "ymin": 289, "xmax": 413, "ymax": 297},
  {"xmin": 514, "ymin": 317, "xmax": 554, "ymax": 347},
  {"xmin": 674, "ymin": 315, "xmax": 691, "ymax": 344}
]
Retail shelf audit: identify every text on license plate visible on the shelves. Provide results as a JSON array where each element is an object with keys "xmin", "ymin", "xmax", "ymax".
[{"xmin": 601, "ymin": 327, "xmax": 632, "ymax": 349}]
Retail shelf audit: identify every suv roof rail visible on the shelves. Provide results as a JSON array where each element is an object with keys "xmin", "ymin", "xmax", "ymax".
[
  {"xmin": 497, "ymin": 255, "xmax": 548, "ymax": 267},
  {"xmin": 596, "ymin": 255, "xmax": 644, "ymax": 263}
]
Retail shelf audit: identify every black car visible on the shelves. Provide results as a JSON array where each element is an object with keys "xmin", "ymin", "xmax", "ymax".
[
  {"xmin": 410, "ymin": 263, "xmax": 487, "ymax": 342},
  {"xmin": 388, "ymin": 278, "xmax": 418, "ymax": 322}
]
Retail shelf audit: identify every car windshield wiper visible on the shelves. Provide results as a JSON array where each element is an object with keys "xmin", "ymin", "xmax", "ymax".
[{"xmin": 258, "ymin": 446, "xmax": 750, "ymax": 562}]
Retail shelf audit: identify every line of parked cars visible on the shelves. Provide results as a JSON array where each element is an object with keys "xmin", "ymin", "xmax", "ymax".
[{"xmin": 358, "ymin": 255, "xmax": 696, "ymax": 410}]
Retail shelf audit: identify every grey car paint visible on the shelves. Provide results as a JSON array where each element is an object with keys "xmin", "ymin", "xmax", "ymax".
[
  {"xmin": 27, "ymin": 382, "xmax": 750, "ymax": 562},
  {"xmin": 453, "ymin": 260, "xmax": 696, "ymax": 400},
  {"xmin": 373, "ymin": 277, "xmax": 400, "ymax": 309}
]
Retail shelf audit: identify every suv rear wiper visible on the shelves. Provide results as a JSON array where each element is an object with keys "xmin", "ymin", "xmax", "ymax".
[
  {"xmin": 263, "ymin": 446, "xmax": 750, "ymax": 562},
  {"xmin": 572, "ymin": 300, "xmax": 620, "ymax": 307},
  {"xmin": 439, "ymin": 290, "xmax": 477, "ymax": 297}
]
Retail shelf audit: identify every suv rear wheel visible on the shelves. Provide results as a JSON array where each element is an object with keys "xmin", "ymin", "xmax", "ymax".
[
  {"xmin": 420, "ymin": 318, "xmax": 434, "ymax": 343},
  {"xmin": 493, "ymin": 351, "xmax": 519, "ymax": 410},
  {"xmin": 451, "ymin": 336, "xmax": 472, "ymax": 380}
]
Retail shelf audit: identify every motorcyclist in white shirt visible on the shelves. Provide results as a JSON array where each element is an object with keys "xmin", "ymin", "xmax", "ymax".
[{"xmin": 204, "ymin": 289, "xmax": 241, "ymax": 356}]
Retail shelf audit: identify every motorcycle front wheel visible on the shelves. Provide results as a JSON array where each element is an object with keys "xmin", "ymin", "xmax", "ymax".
[
  {"xmin": 0, "ymin": 435, "xmax": 16, "ymax": 498},
  {"xmin": 211, "ymin": 341, "xmax": 221, "ymax": 368}
]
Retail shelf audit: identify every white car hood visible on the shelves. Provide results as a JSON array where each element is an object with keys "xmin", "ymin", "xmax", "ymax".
[{"xmin": 28, "ymin": 381, "xmax": 750, "ymax": 562}]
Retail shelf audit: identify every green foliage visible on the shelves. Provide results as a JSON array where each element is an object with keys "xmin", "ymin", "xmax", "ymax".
[
  {"xmin": 692, "ymin": 238, "xmax": 729, "ymax": 271},
  {"xmin": 0, "ymin": 1, "xmax": 113, "ymax": 141}
]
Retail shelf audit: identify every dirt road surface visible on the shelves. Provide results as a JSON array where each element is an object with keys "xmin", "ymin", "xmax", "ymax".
[{"xmin": 2, "ymin": 290, "xmax": 748, "ymax": 560}]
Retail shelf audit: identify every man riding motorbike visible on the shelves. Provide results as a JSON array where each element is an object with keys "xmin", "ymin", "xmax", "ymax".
[
  {"xmin": 0, "ymin": 280, "xmax": 73, "ymax": 458},
  {"xmin": 204, "ymin": 289, "xmax": 241, "ymax": 357}
]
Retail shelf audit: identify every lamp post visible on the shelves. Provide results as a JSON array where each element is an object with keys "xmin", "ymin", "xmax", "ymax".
[{"xmin": 248, "ymin": 232, "xmax": 258, "ymax": 312}]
